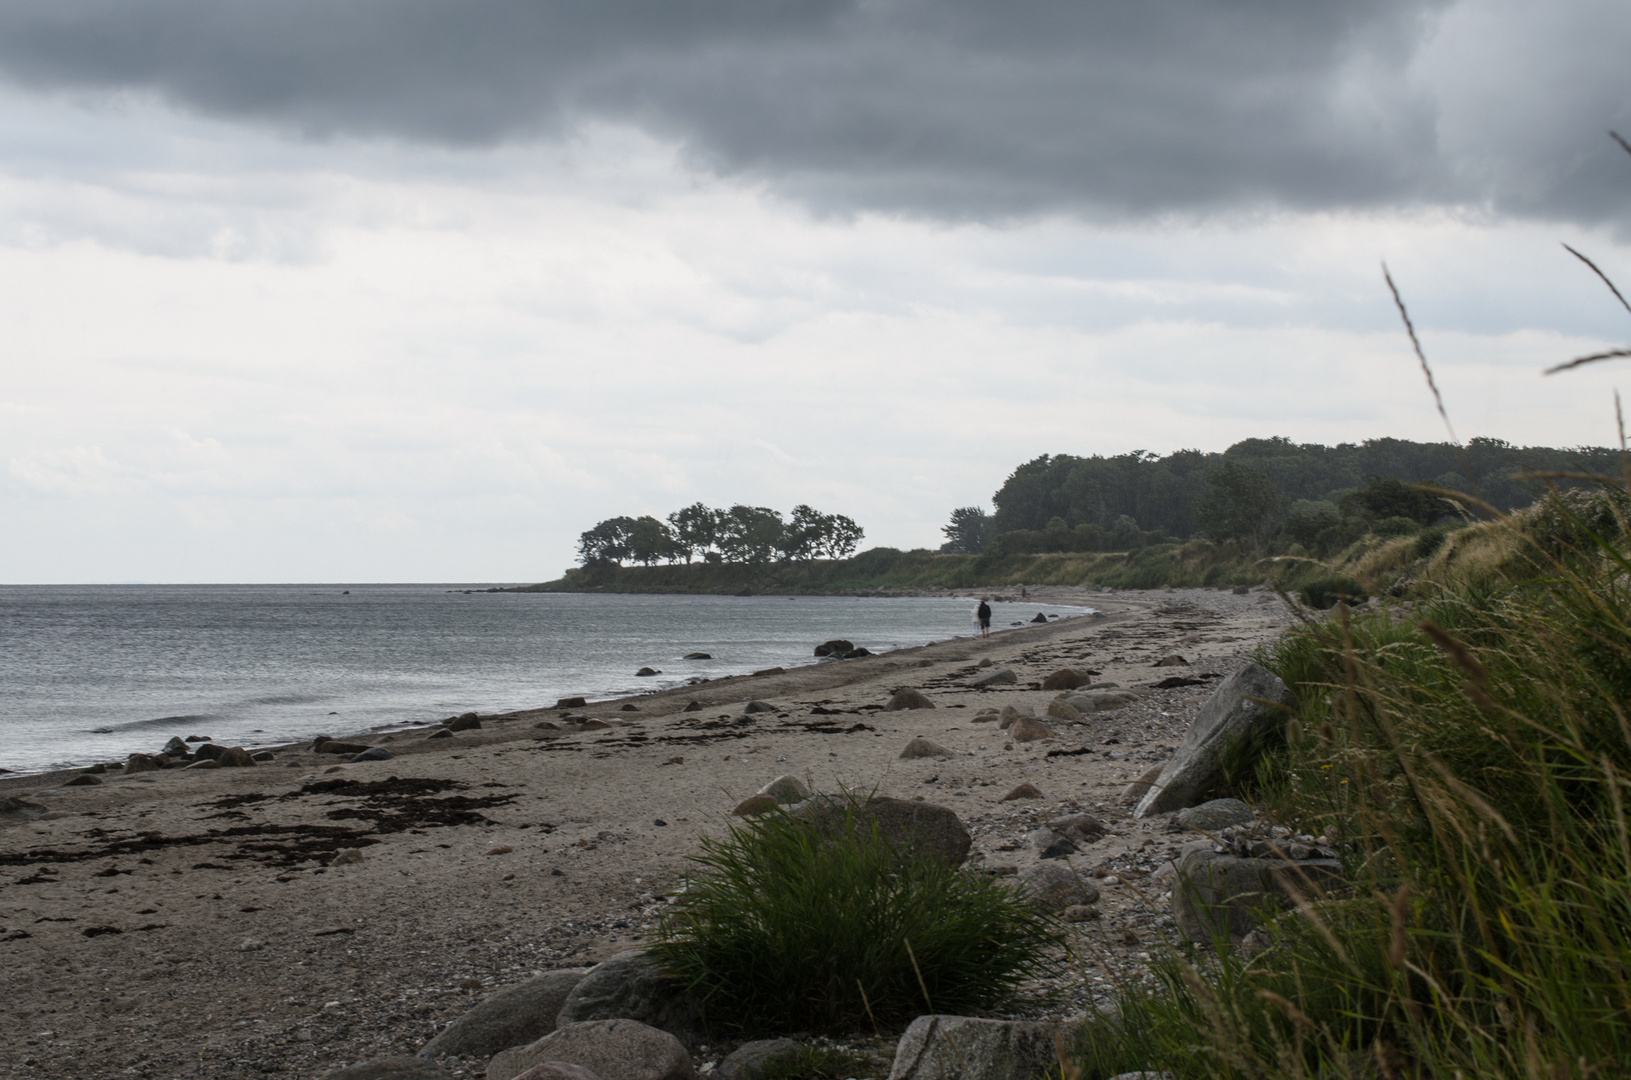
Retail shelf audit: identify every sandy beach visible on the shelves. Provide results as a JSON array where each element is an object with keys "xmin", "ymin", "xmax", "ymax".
[{"xmin": 0, "ymin": 585, "xmax": 1296, "ymax": 1080}]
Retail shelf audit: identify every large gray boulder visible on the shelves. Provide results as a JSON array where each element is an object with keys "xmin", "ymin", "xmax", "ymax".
[
  {"xmin": 420, "ymin": 969, "xmax": 588, "ymax": 1059},
  {"xmin": 1171, "ymin": 848, "xmax": 1344, "ymax": 942},
  {"xmin": 1134, "ymin": 664, "xmax": 1297, "ymax": 817},
  {"xmin": 1176, "ymin": 799, "xmax": 1253, "ymax": 833},
  {"xmin": 789, "ymin": 794, "xmax": 972, "ymax": 866},
  {"xmin": 487, "ymin": 1019, "xmax": 695, "ymax": 1080},
  {"xmin": 887, "ymin": 1016, "xmax": 1058, "ymax": 1080},
  {"xmin": 326, "ymin": 1058, "xmax": 452, "ymax": 1079},
  {"xmin": 553, "ymin": 952, "xmax": 701, "ymax": 1045}
]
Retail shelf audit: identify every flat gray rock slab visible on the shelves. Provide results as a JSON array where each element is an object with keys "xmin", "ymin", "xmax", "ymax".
[
  {"xmin": 421, "ymin": 968, "xmax": 588, "ymax": 1059},
  {"xmin": 1135, "ymin": 663, "xmax": 1297, "ymax": 817},
  {"xmin": 487, "ymin": 1019, "xmax": 695, "ymax": 1080},
  {"xmin": 887, "ymin": 1015, "xmax": 1058, "ymax": 1080}
]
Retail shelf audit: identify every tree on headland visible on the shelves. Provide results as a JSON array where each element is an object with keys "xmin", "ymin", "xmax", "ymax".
[
  {"xmin": 1194, "ymin": 461, "xmax": 1285, "ymax": 554},
  {"xmin": 939, "ymin": 506, "xmax": 992, "ymax": 553},
  {"xmin": 577, "ymin": 502, "xmax": 864, "ymax": 567}
]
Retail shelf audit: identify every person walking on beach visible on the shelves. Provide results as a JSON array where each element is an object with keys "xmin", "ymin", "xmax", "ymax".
[{"xmin": 976, "ymin": 598, "xmax": 992, "ymax": 638}]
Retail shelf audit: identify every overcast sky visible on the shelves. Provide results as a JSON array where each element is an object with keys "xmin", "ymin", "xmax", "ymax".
[{"xmin": 2, "ymin": 0, "xmax": 1628, "ymax": 583}]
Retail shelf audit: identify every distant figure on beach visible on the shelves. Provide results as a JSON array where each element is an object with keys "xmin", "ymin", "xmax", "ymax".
[
  {"xmin": 976, "ymin": 598, "xmax": 992, "ymax": 638},
  {"xmin": 1021, "ymin": 585, "xmax": 1027, "ymax": 598}
]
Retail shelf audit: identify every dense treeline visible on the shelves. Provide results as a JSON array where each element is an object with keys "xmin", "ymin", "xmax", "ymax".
[
  {"xmin": 944, "ymin": 436, "xmax": 1617, "ymax": 558},
  {"xmin": 577, "ymin": 503, "xmax": 863, "ymax": 567}
]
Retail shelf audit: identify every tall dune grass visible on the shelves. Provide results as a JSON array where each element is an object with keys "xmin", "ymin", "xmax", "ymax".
[{"xmin": 1072, "ymin": 484, "xmax": 1631, "ymax": 1079}]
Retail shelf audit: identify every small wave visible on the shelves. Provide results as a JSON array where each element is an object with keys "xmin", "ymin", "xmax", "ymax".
[
  {"xmin": 96, "ymin": 714, "xmax": 220, "ymax": 733},
  {"xmin": 244, "ymin": 694, "xmax": 325, "ymax": 706}
]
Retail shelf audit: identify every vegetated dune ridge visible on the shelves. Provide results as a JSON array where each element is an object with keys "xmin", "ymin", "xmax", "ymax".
[{"xmin": 0, "ymin": 585, "xmax": 1295, "ymax": 1080}]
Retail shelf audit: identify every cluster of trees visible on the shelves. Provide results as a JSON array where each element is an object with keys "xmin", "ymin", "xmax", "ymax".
[
  {"xmin": 578, "ymin": 503, "xmax": 864, "ymax": 567},
  {"xmin": 944, "ymin": 437, "xmax": 1617, "ymax": 558}
]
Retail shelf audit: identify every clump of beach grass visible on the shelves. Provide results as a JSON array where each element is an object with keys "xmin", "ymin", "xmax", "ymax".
[{"xmin": 647, "ymin": 797, "xmax": 1062, "ymax": 1037}]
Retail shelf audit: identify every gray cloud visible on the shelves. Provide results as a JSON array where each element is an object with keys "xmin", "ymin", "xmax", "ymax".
[{"xmin": 0, "ymin": 0, "xmax": 1625, "ymax": 223}]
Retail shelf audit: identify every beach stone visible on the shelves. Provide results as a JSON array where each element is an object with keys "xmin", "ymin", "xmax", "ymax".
[
  {"xmin": 1171, "ymin": 848, "xmax": 1344, "ymax": 942},
  {"xmin": 742, "ymin": 700, "xmax": 777, "ymax": 715},
  {"xmin": 185, "ymin": 734, "xmax": 211, "ymax": 742},
  {"xmin": 1041, "ymin": 668, "xmax": 1091, "ymax": 691},
  {"xmin": 814, "ymin": 639, "xmax": 854, "ymax": 657},
  {"xmin": 996, "ymin": 705, "xmax": 1033, "ymax": 729},
  {"xmin": 579, "ymin": 719, "xmax": 611, "ymax": 731},
  {"xmin": 428, "ymin": 729, "xmax": 454, "ymax": 739},
  {"xmin": 162, "ymin": 736, "xmax": 189, "ymax": 756},
  {"xmin": 325, "ymin": 1056, "xmax": 452, "ymax": 1079},
  {"xmin": 753, "ymin": 666, "xmax": 786, "ymax": 676},
  {"xmin": 488, "ymin": 1019, "xmax": 694, "ymax": 1080},
  {"xmin": 554, "ymin": 951, "xmax": 703, "ymax": 1045},
  {"xmin": 790, "ymin": 794, "xmax": 972, "ymax": 866},
  {"xmin": 885, "ymin": 688, "xmax": 935, "ymax": 711},
  {"xmin": 329, "ymin": 849, "xmax": 365, "ymax": 866},
  {"xmin": 681, "ymin": 701, "xmax": 704, "ymax": 712},
  {"xmin": 449, "ymin": 712, "xmax": 482, "ymax": 732},
  {"xmin": 682, "ymin": 653, "xmax": 711, "ymax": 660},
  {"xmin": 1028, "ymin": 828, "xmax": 1077, "ymax": 860},
  {"xmin": 64, "ymin": 773, "xmax": 103, "ymax": 786},
  {"xmin": 969, "ymin": 667, "xmax": 1018, "ymax": 688},
  {"xmin": 1177, "ymin": 798, "xmax": 1254, "ymax": 833},
  {"xmin": 1154, "ymin": 654, "xmax": 1189, "ymax": 667},
  {"xmin": 636, "ymin": 667, "xmax": 660, "ymax": 677},
  {"xmin": 1019, "ymin": 862, "xmax": 1097, "ymax": 910},
  {"xmin": 841, "ymin": 648, "xmax": 870, "ymax": 659},
  {"xmin": 1063, "ymin": 904, "xmax": 1100, "ymax": 922},
  {"xmin": 123, "ymin": 754, "xmax": 162, "ymax": 775},
  {"xmin": 351, "ymin": 747, "xmax": 394, "ymax": 762},
  {"xmin": 1135, "ymin": 663, "xmax": 1298, "ymax": 817},
  {"xmin": 556, "ymin": 696, "xmax": 588, "ymax": 710},
  {"xmin": 899, "ymin": 736, "xmax": 953, "ymax": 759},
  {"xmin": 978, "ymin": 658, "xmax": 993, "ymax": 668},
  {"xmin": 1000, "ymin": 783, "xmax": 1043, "ymax": 801},
  {"xmin": 971, "ymin": 709, "xmax": 1001, "ymax": 723},
  {"xmin": 513, "ymin": 1067, "xmax": 601, "ymax": 1080},
  {"xmin": 715, "ymin": 1038, "xmax": 798, "ymax": 1080},
  {"xmin": 420, "ymin": 969, "xmax": 588, "ymax": 1060},
  {"xmin": 1079, "ymin": 691, "xmax": 1140, "ymax": 712},
  {"xmin": 1008, "ymin": 717, "xmax": 1057, "ymax": 743},
  {"xmin": 185, "ymin": 759, "xmax": 220, "ymax": 770},
  {"xmin": 317, "ymin": 742, "xmax": 371, "ymax": 756},
  {"xmin": 251, "ymin": 751, "xmax": 276, "ymax": 762},
  {"xmin": 620, "ymin": 704, "xmax": 641, "ymax": 712},
  {"xmin": 887, "ymin": 1015, "xmax": 1058, "ymax": 1080},
  {"xmin": 1046, "ymin": 698, "xmax": 1084, "ymax": 722},
  {"xmin": 1048, "ymin": 813, "xmax": 1106, "ymax": 844},
  {"xmin": 191, "ymin": 743, "xmax": 226, "ymax": 761},
  {"xmin": 217, "ymin": 746, "xmax": 255, "ymax": 768},
  {"xmin": 757, "ymin": 774, "xmax": 811, "ymax": 804},
  {"xmin": 731, "ymin": 794, "xmax": 780, "ymax": 816}
]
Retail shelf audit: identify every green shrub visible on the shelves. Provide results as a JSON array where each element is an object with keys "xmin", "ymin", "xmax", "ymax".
[
  {"xmin": 1298, "ymin": 574, "xmax": 1368, "ymax": 609},
  {"xmin": 648, "ymin": 799, "xmax": 1061, "ymax": 1036},
  {"xmin": 1371, "ymin": 514, "xmax": 1420, "ymax": 538}
]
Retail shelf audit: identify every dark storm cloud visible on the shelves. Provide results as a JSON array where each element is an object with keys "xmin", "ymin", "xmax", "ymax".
[{"xmin": 0, "ymin": 0, "xmax": 1625, "ymax": 223}]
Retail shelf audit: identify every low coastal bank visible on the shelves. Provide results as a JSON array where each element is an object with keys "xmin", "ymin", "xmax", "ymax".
[{"xmin": 0, "ymin": 586, "xmax": 1294, "ymax": 1080}]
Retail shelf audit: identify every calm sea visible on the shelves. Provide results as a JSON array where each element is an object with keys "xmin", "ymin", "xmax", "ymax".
[{"xmin": 0, "ymin": 585, "xmax": 1089, "ymax": 774}]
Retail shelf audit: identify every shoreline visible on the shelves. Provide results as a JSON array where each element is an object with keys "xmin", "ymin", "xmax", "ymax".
[
  {"xmin": 0, "ymin": 585, "xmax": 1296, "ymax": 1080},
  {"xmin": 0, "ymin": 587, "xmax": 1100, "ymax": 783}
]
